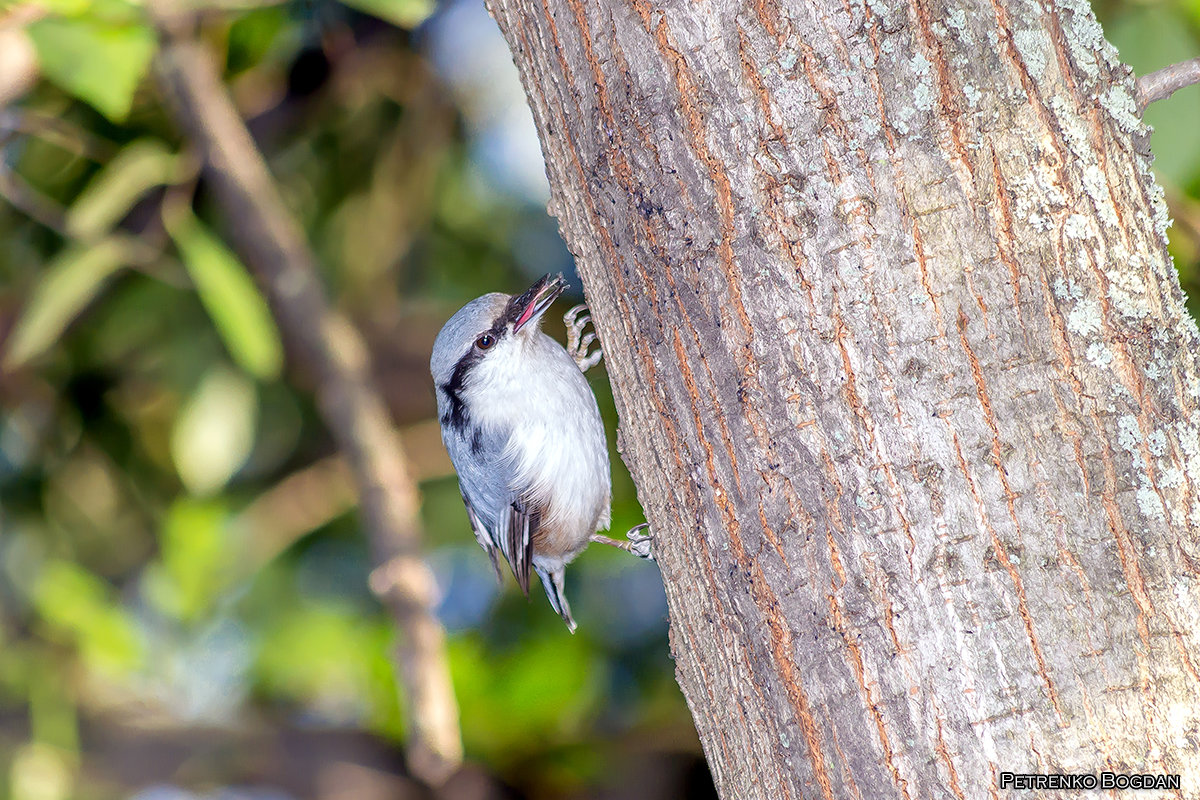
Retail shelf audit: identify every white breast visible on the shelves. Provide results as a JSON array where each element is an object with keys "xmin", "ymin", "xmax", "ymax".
[{"xmin": 463, "ymin": 329, "xmax": 612, "ymax": 564}]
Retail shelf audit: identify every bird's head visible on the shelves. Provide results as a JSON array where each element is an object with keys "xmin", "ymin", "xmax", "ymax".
[{"xmin": 430, "ymin": 273, "xmax": 567, "ymax": 430}]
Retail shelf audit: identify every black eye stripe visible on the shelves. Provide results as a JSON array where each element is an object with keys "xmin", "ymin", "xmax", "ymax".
[
  {"xmin": 440, "ymin": 319, "xmax": 506, "ymax": 432},
  {"xmin": 442, "ymin": 347, "xmax": 481, "ymax": 431}
]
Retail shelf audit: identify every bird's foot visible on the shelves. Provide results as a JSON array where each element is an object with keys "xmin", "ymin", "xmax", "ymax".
[
  {"xmin": 625, "ymin": 523, "xmax": 653, "ymax": 560},
  {"xmin": 589, "ymin": 524, "xmax": 654, "ymax": 561},
  {"xmin": 564, "ymin": 303, "xmax": 603, "ymax": 372}
]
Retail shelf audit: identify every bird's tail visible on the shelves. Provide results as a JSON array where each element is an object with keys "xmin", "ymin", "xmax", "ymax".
[{"xmin": 536, "ymin": 568, "xmax": 576, "ymax": 633}]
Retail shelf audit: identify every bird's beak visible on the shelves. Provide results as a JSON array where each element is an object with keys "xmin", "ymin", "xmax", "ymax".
[{"xmin": 509, "ymin": 273, "xmax": 566, "ymax": 333}]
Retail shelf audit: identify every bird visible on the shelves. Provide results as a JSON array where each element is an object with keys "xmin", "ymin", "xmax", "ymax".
[{"xmin": 430, "ymin": 273, "xmax": 652, "ymax": 631}]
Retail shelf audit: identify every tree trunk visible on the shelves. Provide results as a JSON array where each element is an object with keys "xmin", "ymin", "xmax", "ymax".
[{"xmin": 486, "ymin": 0, "xmax": 1200, "ymax": 796}]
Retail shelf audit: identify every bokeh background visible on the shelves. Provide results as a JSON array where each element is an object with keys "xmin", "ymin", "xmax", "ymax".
[{"xmin": 0, "ymin": 0, "xmax": 1196, "ymax": 798}]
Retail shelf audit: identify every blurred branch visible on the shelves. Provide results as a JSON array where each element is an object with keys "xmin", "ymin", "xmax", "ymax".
[
  {"xmin": 0, "ymin": 165, "xmax": 164, "ymax": 265},
  {"xmin": 149, "ymin": 7, "xmax": 462, "ymax": 785},
  {"xmin": 0, "ymin": 163, "xmax": 177, "ymax": 275},
  {"xmin": 234, "ymin": 420, "xmax": 452, "ymax": 577},
  {"xmin": 1136, "ymin": 57, "xmax": 1200, "ymax": 108},
  {"xmin": 0, "ymin": 110, "xmax": 119, "ymax": 162},
  {"xmin": 0, "ymin": 163, "xmax": 74, "ymax": 234},
  {"xmin": 0, "ymin": 4, "xmax": 46, "ymax": 30}
]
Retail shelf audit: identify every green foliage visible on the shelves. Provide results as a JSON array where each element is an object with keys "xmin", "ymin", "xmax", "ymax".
[
  {"xmin": 226, "ymin": 7, "xmax": 292, "ymax": 76},
  {"xmin": 67, "ymin": 139, "xmax": 185, "ymax": 240},
  {"xmin": 167, "ymin": 210, "xmax": 284, "ymax": 381},
  {"xmin": 27, "ymin": 15, "xmax": 156, "ymax": 122},
  {"xmin": 254, "ymin": 601, "xmax": 402, "ymax": 732},
  {"xmin": 338, "ymin": 0, "xmax": 435, "ymax": 29},
  {"xmin": 145, "ymin": 498, "xmax": 235, "ymax": 621},
  {"xmin": 33, "ymin": 561, "xmax": 145, "ymax": 675},
  {"xmin": 3, "ymin": 240, "xmax": 127, "ymax": 367},
  {"xmin": 169, "ymin": 366, "xmax": 260, "ymax": 495},
  {"xmin": 451, "ymin": 633, "xmax": 603, "ymax": 762}
]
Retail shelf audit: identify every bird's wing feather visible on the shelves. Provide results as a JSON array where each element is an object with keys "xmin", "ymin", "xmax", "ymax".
[
  {"xmin": 461, "ymin": 492, "xmax": 502, "ymax": 582},
  {"xmin": 497, "ymin": 499, "xmax": 537, "ymax": 595},
  {"xmin": 444, "ymin": 422, "xmax": 540, "ymax": 592},
  {"xmin": 444, "ymin": 424, "xmax": 506, "ymax": 540}
]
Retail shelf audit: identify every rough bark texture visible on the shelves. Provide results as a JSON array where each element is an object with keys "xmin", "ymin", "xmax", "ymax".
[{"xmin": 487, "ymin": 0, "xmax": 1200, "ymax": 797}]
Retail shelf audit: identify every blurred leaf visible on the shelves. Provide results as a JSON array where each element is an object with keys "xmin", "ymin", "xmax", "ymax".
[
  {"xmin": 37, "ymin": 0, "xmax": 95, "ymax": 14},
  {"xmin": 83, "ymin": 275, "xmax": 185, "ymax": 367},
  {"xmin": 27, "ymin": 16, "xmax": 155, "ymax": 122},
  {"xmin": 3, "ymin": 239, "xmax": 125, "ymax": 368},
  {"xmin": 33, "ymin": 0, "xmax": 143, "ymax": 18},
  {"xmin": 226, "ymin": 5, "xmax": 290, "ymax": 75},
  {"xmin": 1110, "ymin": 10, "xmax": 1200, "ymax": 185},
  {"xmin": 85, "ymin": 0, "xmax": 145, "ymax": 21},
  {"xmin": 8, "ymin": 743, "xmax": 73, "ymax": 800},
  {"xmin": 28, "ymin": 658, "xmax": 79, "ymax": 754},
  {"xmin": 451, "ymin": 633, "xmax": 601, "ymax": 760},
  {"xmin": 34, "ymin": 560, "xmax": 143, "ymax": 674},
  {"xmin": 66, "ymin": 140, "xmax": 181, "ymax": 240},
  {"xmin": 147, "ymin": 498, "xmax": 232, "ymax": 621},
  {"xmin": 170, "ymin": 365, "xmax": 258, "ymax": 496},
  {"xmin": 167, "ymin": 211, "xmax": 284, "ymax": 380},
  {"xmin": 254, "ymin": 603, "xmax": 395, "ymax": 726},
  {"xmin": 338, "ymin": 0, "xmax": 434, "ymax": 29}
]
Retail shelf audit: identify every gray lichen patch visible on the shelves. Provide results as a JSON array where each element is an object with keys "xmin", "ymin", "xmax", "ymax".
[
  {"xmin": 1148, "ymin": 182, "xmax": 1172, "ymax": 242},
  {"xmin": 913, "ymin": 82, "xmax": 936, "ymax": 113},
  {"xmin": 1106, "ymin": 257, "xmax": 1155, "ymax": 321},
  {"xmin": 1085, "ymin": 342, "xmax": 1113, "ymax": 368},
  {"xmin": 1011, "ymin": 30, "xmax": 1049, "ymax": 80},
  {"xmin": 1062, "ymin": 214, "xmax": 1091, "ymax": 240},
  {"xmin": 1046, "ymin": 96, "xmax": 1091, "ymax": 160},
  {"xmin": 1159, "ymin": 465, "xmax": 1184, "ymax": 489},
  {"xmin": 1054, "ymin": 0, "xmax": 1124, "ymax": 86},
  {"xmin": 1066, "ymin": 298, "xmax": 1103, "ymax": 337},
  {"xmin": 1081, "ymin": 165, "xmax": 1120, "ymax": 227},
  {"xmin": 1136, "ymin": 479, "xmax": 1166, "ymax": 521},
  {"xmin": 1117, "ymin": 415, "xmax": 1142, "ymax": 455},
  {"xmin": 1097, "ymin": 85, "xmax": 1143, "ymax": 136}
]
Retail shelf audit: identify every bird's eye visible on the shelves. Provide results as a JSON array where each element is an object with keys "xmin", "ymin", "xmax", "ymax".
[{"xmin": 475, "ymin": 334, "xmax": 496, "ymax": 350}]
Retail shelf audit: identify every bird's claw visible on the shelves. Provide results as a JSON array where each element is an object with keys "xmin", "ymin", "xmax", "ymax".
[
  {"xmin": 626, "ymin": 523, "xmax": 653, "ymax": 560},
  {"xmin": 564, "ymin": 303, "xmax": 603, "ymax": 372}
]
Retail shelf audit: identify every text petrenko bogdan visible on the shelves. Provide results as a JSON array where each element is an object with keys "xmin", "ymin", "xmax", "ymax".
[{"xmin": 999, "ymin": 772, "xmax": 1181, "ymax": 791}]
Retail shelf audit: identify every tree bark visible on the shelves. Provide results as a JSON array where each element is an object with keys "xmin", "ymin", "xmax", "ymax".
[{"xmin": 486, "ymin": 0, "xmax": 1200, "ymax": 797}]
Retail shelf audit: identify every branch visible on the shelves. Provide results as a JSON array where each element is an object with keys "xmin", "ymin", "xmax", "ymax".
[
  {"xmin": 149, "ymin": 11, "xmax": 462, "ymax": 785},
  {"xmin": 0, "ymin": 110, "xmax": 119, "ymax": 162},
  {"xmin": 0, "ymin": 164, "xmax": 173, "ymax": 272},
  {"xmin": 1136, "ymin": 57, "xmax": 1200, "ymax": 108}
]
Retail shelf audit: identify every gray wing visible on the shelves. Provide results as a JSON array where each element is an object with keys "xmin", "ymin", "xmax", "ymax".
[
  {"xmin": 443, "ymin": 423, "xmax": 533, "ymax": 593},
  {"xmin": 460, "ymin": 491, "xmax": 501, "ymax": 582},
  {"xmin": 497, "ymin": 499, "xmax": 536, "ymax": 595}
]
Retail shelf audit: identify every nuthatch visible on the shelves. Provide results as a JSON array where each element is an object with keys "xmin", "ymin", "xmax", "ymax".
[{"xmin": 430, "ymin": 273, "xmax": 652, "ymax": 631}]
